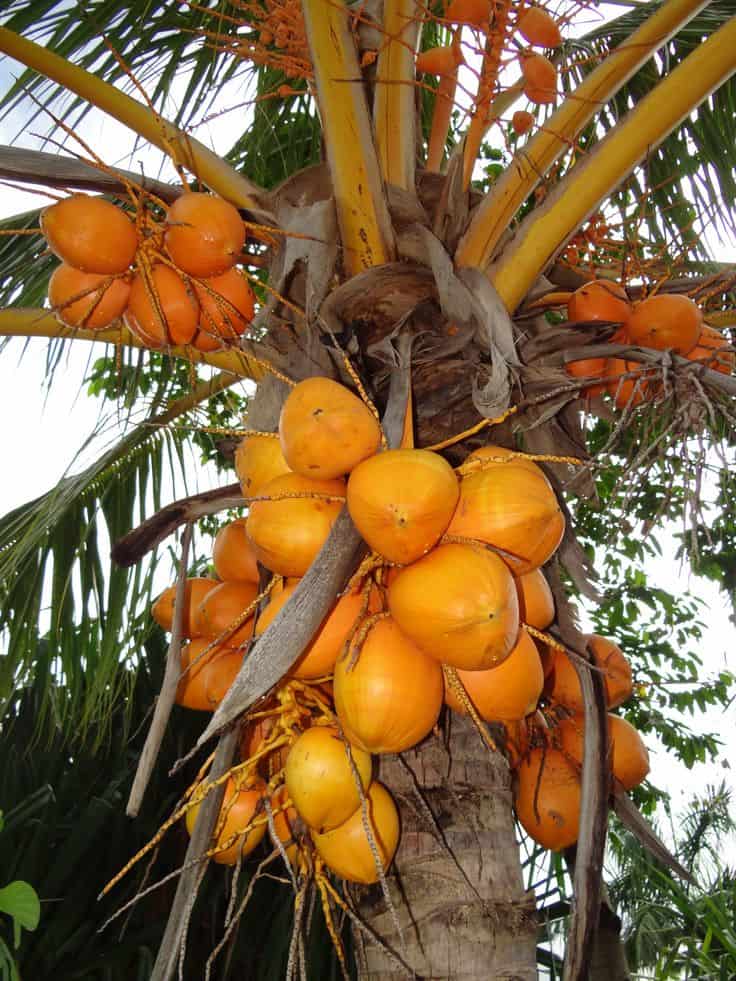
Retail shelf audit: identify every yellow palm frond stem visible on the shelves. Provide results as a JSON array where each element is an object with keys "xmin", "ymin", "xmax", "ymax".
[
  {"xmin": 426, "ymin": 67, "xmax": 459, "ymax": 172},
  {"xmin": 302, "ymin": 0, "xmax": 395, "ymax": 273},
  {"xmin": 0, "ymin": 308, "xmax": 265, "ymax": 381},
  {"xmin": 485, "ymin": 15, "xmax": 736, "ymax": 314},
  {"xmin": 374, "ymin": 0, "xmax": 421, "ymax": 189},
  {"xmin": 455, "ymin": 0, "xmax": 709, "ymax": 270},
  {"xmin": 0, "ymin": 27, "xmax": 266, "ymax": 212}
]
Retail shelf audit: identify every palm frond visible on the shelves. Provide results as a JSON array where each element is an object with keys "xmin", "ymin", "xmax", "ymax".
[{"xmin": 0, "ymin": 207, "xmax": 50, "ymax": 307}]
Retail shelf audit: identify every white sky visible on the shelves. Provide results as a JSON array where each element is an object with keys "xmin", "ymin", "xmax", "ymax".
[{"xmin": 0, "ymin": 11, "xmax": 734, "ymax": 836}]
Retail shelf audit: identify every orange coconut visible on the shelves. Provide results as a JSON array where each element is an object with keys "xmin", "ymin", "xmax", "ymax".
[
  {"xmin": 415, "ymin": 44, "xmax": 463, "ymax": 75},
  {"xmin": 445, "ymin": 0, "xmax": 490, "ymax": 27},
  {"xmin": 566, "ymin": 356, "xmax": 610, "ymax": 398},
  {"xmin": 512, "ymin": 110, "xmax": 534, "ymax": 136},
  {"xmin": 545, "ymin": 634, "xmax": 633, "ymax": 711},
  {"xmin": 515, "ymin": 568, "xmax": 555, "ymax": 630},
  {"xmin": 284, "ymin": 725, "xmax": 372, "ymax": 831},
  {"xmin": 165, "ymin": 191, "xmax": 245, "ymax": 277},
  {"xmin": 463, "ymin": 444, "xmax": 541, "ymax": 474},
  {"xmin": 605, "ymin": 358, "xmax": 656, "ymax": 409},
  {"xmin": 444, "ymin": 628, "xmax": 544, "ymax": 721},
  {"xmin": 311, "ymin": 781, "xmax": 400, "ymax": 884},
  {"xmin": 687, "ymin": 324, "xmax": 734, "ymax": 375},
  {"xmin": 387, "ymin": 543, "xmax": 519, "ymax": 670},
  {"xmin": 514, "ymin": 747, "xmax": 581, "ymax": 850},
  {"xmin": 521, "ymin": 53, "xmax": 557, "ymax": 104},
  {"xmin": 567, "ymin": 279, "xmax": 631, "ymax": 326},
  {"xmin": 192, "ymin": 580, "xmax": 259, "ymax": 646},
  {"xmin": 151, "ymin": 576, "xmax": 219, "ymax": 637},
  {"xmin": 555, "ymin": 713, "xmax": 650, "ymax": 791},
  {"xmin": 176, "ymin": 638, "xmax": 243, "ymax": 711},
  {"xmin": 246, "ymin": 473, "xmax": 346, "ymax": 577},
  {"xmin": 48, "ymin": 264, "xmax": 130, "ymax": 329},
  {"xmin": 279, "ymin": 377, "xmax": 382, "ymax": 479},
  {"xmin": 240, "ymin": 711, "xmax": 295, "ymax": 777},
  {"xmin": 517, "ymin": 8, "xmax": 562, "ymax": 47},
  {"xmin": 627, "ymin": 293, "xmax": 702, "ymax": 354},
  {"xmin": 212, "ymin": 518, "xmax": 260, "ymax": 583},
  {"xmin": 193, "ymin": 268, "xmax": 255, "ymax": 351},
  {"xmin": 125, "ymin": 264, "xmax": 199, "ymax": 347},
  {"xmin": 347, "ymin": 449, "xmax": 459, "ymax": 565},
  {"xmin": 41, "ymin": 194, "xmax": 138, "ymax": 274},
  {"xmin": 334, "ymin": 617, "xmax": 443, "ymax": 753},
  {"xmin": 447, "ymin": 461, "xmax": 564, "ymax": 574},
  {"xmin": 234, "ymin": 434, "xmax": 291, "ymax": 497},
  {"xmin": 185, "ymin": 775, "xmax": 267, "ymax": 864},
  {"xmin": 256, "ymin": 583, "xmax": 374, "ymax": 679}
]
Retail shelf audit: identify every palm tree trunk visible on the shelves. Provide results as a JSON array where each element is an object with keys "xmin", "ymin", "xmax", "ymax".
[{"xmin": 356, "ymin": 716, "xmax": 537, "ymax": 979}]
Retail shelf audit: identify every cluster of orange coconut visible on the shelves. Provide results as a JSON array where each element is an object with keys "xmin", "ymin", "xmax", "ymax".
[
  {"xmin": 42, "ymin": 190, "xmax": 255, "ymax": 350},
  {"xmin": 564, "ymin": 279, "xmax": 734, "ymax": 407},
  {"xmin": 151, "ymin": 374, "xmax": 651, "ymax": 875}
]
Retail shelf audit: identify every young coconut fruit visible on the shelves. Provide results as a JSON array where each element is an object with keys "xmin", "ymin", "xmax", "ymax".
[
  {"xmin": 193, "ymin": 268, "xmax": 255, "ymax": 351},
  {"xmin": 234, "ymin": 433, "xmax": 291, "ymax": 497},
  {"xmin": 447, "ymin": 457, "xmax": 564, "ymax": 574},
  {"xmin": 347, "ymin": 449, "xmax": 459, "ymax": 565},
  {"xmin": 245, "ymin": 473, "xmax": 346, "ymax": 577},
  {"xmin": 512, "ymin": 110, "xmax": 535, "ymax": 136},
  {"xmin": 521, "ymin": 52, "xmax": 557, "ymax": 104},
  {"xmin": 387, "ymin": 543, "xmax": 520, "ymax": 670},
  {"xmin": 556, "ymin": 713, "xmax": 650, "ymax": 792},
  {"xmin": 515, "ymin": 568, "xmax": 555, "ymax": 630},
  {"xmin": 687, "ymin": 324, "xmax": 734, "ymax": 374},
  {"xmin": 627, "ymin": 293, "xmax": 702, "ymax": 354},
  {"xmin": 444, "ymin": 0, "xmax": 490, "ymax": 29},
  {"xmin": 165, "ymin": 191, "xmax": 245, "ymax": 277},
  {"xmin": 255, "ymin": 583, "xmax": 377, "ymax": 680},
  {"xmin": 415, "ymin": 43, "xmax": 464, "ymax": 76},
  {"xmin": 192, "ymin": 580, "xmax": 259, "ymax": 647},
  {"xmin": 212, "ymin": 518, "xmax": 260, "ymax": 583},
  {"xmin": 605, "ymin": 358, "xmax": 657, "ymax": 409},
  {"xmin": 517, "ymin": 7, "xmax": 562, "ymax": 47},
  {"xmin": 567, "ymin": 278, "xmax": 631, "ymax": 329},
  {"xmin": 176, "ymin": 639, "xmax": 244, "ymax": 711},
  {"xmin": 545, "ymin": 634, "xmax": 633, "ymax": 711},
  {"xmin": 41, "ymin": 194, "xmax": 138, "ymax": 274},
  {"xmin": 278, "ymin": 377, "xmax": 382, "ymax": 479},
  {"xmin": 284, "ymin": 725, "xmax": 372, "ymax": 832},
  {"xmin": 514, "ymin": 747, "xmax": 582, "ymax": 850},
  {"xmin": 333, "ymin": 616, "xmax": 444, "ymax": 753},
  {"xmin": 311, "ymin": 781, "xmax": 400, "ymax": 884},
  {"xmin": 48, "ymin": 265, "xmax": 130, "ymax": 329},
  {"xmin": 151, "ymin": 576, "xmax": 219, "ymax": 637},
  {"xmin": 444, "ymin": 628, "xmax": 544, "ymax": 722},
  {"xmin": 185, "ymin": 774, "xmax": 267, "ymax": 864},
  {"xmin": 124, "ymin": 264, "xmax": 199, "ymax": 347}
]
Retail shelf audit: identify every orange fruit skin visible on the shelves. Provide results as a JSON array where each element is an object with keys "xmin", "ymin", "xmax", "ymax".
[
  {"xmin": 555, "ymin": 713, "xmax": 650, "ymax": 791},
  {"xmin": 347, "ymin": 449, "xmax": 459, "ymax": 565},
  {"xmin": 415, "ymin": 44, "xmax": 463, "ymax": 75},
  {"xmin": 125, "ymin": 265, "xmax": 199, "ymax": 347},
  {"xmin": 463, "ymin": 444, "xmax": 540, "ymax": 473},
  {"xmin": 627, "ymin": 293, "xmax": 703, "ymax": 354},
  {"xmin": 447, "ymin": 461, "xmax": 564, "ymax": 574},
  {"xmin": 512, "ymin": 110, "xmax": 534, "ymax": 136},
  {"xmin": 234, "ymin": 434, "xmax": 291, "ymax": 498},
  {"xmin": 279, "ymin": 377, "xmax": 382, "ymax": 480},
  {"xmin": 444, "ymin": 628, "xmax": 544, "ymax": 721},
  {"xmin": 311, "ymin": 781, "xmax": 400, "ymax": 884},
  {"xmin": 41, "ymin": 195, "xmax": 137, "ymax": 274},
  {"xmin": 165, "ymin": 192, "xmax": 245, "ymax": 277},
  {"xmin": 212, "ymin": 518, "xmax": 260, "ymax": 583},
  {"xmin": 285, "ymin": 725, "xmax": 372, "ymax": 832},
  {"xmin": 605, "ymin": 358, "xmax": 656, "ymax": 409},
  {"xmin": 445, "ymin": 0, "xmax": 490, "ymax": 27},
  {"xmin": 151, "ymin": 577, "xmax": 219, "ymax": 637},
  {"xmin": 515, "ymin": 569, "xmax": 555, "ymax": 630},
  {"xmin": 176, "ymin": 638, "xmax": 243, "ymax": 711},
  {"xmin": 566, "ymin": 357, "xmax": 609, "ymax": 398},
  {"xmin": 48, "ymin": 264, "xmax": 130, "ymax": 329},
  {"xmin": 256, "ymin": 583, "xmax": 371, "ymax": 679},
  {"xmin": 192, "ymin": 580, "xmax": 259, "ymax": 646},
  {"xmin": 246, "ymin": 473, "xmax": 346, "ymax": 577},
  {"xmin": 567, "ymin": 279, "xmax": 631, "ymax": 326},
  {"xmin": 185, "ymin": 776, "xmax": 267, "ymax": 865},
  {"xmin": 514, "ymin": 747, "xmax": 581, "ymax": 851},
  {"xmin": 517, "ymin": 8, "xmax": 562, "ymax": 47},
  {"xmin": 545, "ymin": 634, "xmax": 633, "ymax": 712},
  {"xmin": 193, "ymin": 268, "xmax": 255, "ymax": 351},
  {"xmin": 388, "ymin": 543, "xmax": 519, "ymax": 671},
  {"xmin": 334, "ymin": 617, "xmax": 443, "ymax": 754},
  {"xmin": 521, "ymin": 53, "xmax": 557, "ymax": 104},
  {"xmin": 686, "ymin": 324, "xmax": 734, "ymax": 375}
]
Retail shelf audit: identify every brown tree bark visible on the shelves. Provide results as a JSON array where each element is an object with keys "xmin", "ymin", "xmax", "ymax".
[{"xmin": 356, "ymin": 716, "xmax": 538, "ymax": 980}]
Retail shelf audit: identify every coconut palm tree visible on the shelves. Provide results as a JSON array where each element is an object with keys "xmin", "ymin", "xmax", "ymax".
[{"xmin": 0, "ymin": 1, "xmax": 735, "ymax": 979}]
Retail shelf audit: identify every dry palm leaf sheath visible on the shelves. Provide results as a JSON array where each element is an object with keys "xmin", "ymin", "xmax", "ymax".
[{"xmin": 1, "ymin": 0, "xmax": 736, "ymax": 979}]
